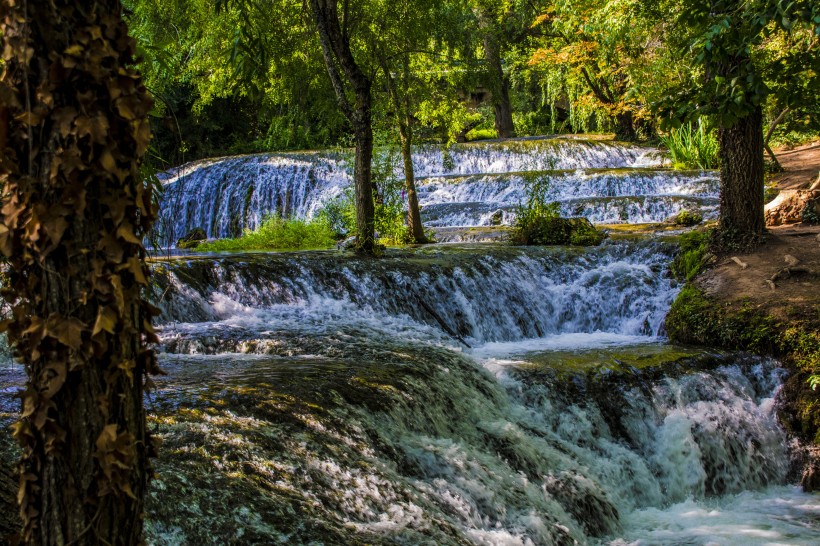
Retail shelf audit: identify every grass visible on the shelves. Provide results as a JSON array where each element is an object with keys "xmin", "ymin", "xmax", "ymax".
[
  {"xmin": 660, "ymin": 121, "xmax": 719, "ymax": 170},
  {"xmin": 195, "ymin": 216, "xmax": 336, "ymax": 252}
]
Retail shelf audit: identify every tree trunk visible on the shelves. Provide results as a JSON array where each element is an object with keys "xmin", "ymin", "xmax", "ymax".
[
  {"xmin": 478, "ymin": 13, "xmax": 515, "ymax": 138},
  {"xmin": 398, "ymin": 123, "xmax": 428, "ymax": 243},
  {"xmin": 353, "ymin": 113, "xmax": 376, "ymax": 251},
  {"xmin": 0, "ymin": 1, "xmax": 159, "ymax": 544},
  {"xmin": 614, "ymin": 110, "xmax": 637, "ymax": 141},
  {"xmin": 717, "ymin": 105, "xmax": 765, "ymax": 247},
  {"xmin": 309, "ymin": 0, "xmax": 376, "ymax": 253}
]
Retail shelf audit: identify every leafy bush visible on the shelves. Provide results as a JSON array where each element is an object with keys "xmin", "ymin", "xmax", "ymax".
[
  {"xmin": 514, "ymin": 172, "xmax": 605, "ymax": 246},
  {"xmin": 195, "ymin": 216, "xmax": 336, "ymax": 252},
  {"xmin": 316, "ymin": 146, "xmax": 414, "ymax": 246},
  {"xmin": 661, "ymin": 121, "xmax": 719, "ymax": 170}
]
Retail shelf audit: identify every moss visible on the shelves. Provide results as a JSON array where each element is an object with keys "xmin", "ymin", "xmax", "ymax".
[
  {"xmin": 666, "ymin": 285, "xmax": 820, "ymax": 443},
  {"xmin": 673, "ymin": 210, "xmax": 703, "ymax": 226},
  {"xmin": 514, "ymin": 216, "xmax": 606, "ymax": 246},
  {"xmin": 670, "ymin": 229, "xmax": 711, "ymax": 281}
]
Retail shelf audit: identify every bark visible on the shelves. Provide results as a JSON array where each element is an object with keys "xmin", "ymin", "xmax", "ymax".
[
  {"xmin": 478, "ymin": 13, "xmax": 515, "ymax": 138},
  {"xmin": 764, "ymin": 106, "xmax": 789, "ymax": 170},
  {"xmin": 717, "ymin": 105, "xmax": 765, "ymax": 247},
  {"xmin": 0, "ymin": 1, "xmax": 158, "ymax": 544},
  {"xmin": 614, "ymin": 111, "xmax": 637, "ymax": 142},
  {"xmin": 309, "ymin": 0, "xmax": 375, "ymax": 253},
  {"xmin": 398, "ymin": 123, "xmax": 428, "ymax": 243}
]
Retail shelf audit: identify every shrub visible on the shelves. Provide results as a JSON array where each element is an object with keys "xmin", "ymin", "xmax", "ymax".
[
  {"xmin": 195, "ymin": 216, "xmax": 336, "ymax": 252},
  {"xmin": 660, "ymin": 121, "xmax": 719, "ymax": 170}
]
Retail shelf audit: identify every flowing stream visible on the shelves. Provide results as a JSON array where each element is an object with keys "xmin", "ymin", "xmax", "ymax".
[
  {"xmin": 1, "ymin": 138, "xmax": 818, "ymax": 544},
  {"xmin": 155, "ymin": 137, "xmax": 718, "ymax": 243}
]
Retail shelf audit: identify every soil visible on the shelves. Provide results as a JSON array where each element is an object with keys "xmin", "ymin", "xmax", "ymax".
[
  {"xmin": 696, "ymin": 223, "xmax": 820, "ymax": 323},
  {"xmin": 701, "ymin": 141, "xmax": 820, "ymax": 318},
  {"xmin": 770, "ymin": 140, "xmax": 820, "ymax": 190}
]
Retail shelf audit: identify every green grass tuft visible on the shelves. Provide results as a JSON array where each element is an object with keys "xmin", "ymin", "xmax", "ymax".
[{"xmin": 661, "ymin": 121, "xmax": 719, "ymax": 170}]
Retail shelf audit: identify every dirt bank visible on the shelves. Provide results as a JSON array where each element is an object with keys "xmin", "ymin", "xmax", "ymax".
[{"xmin": 771, "ymin": 140, "xmax": 820, "ymax": 190}]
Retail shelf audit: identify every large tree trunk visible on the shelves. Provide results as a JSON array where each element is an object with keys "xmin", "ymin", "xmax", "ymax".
[
  {"xmin": 398, "ymin": 123, "xmax": 428, "ymax": 243},
  {"xmin": 309, "ymin": 0, "xmax": 376, "ymax": 253},
  {"xmin": 478, "ymin": 13, "xmax": 515, "ymax": 138},
  {"xmin": 0, "ymin": 1, "xmax": 159, "ymax": 544},
  {"xmin": 717, "ymin": 105, "xmax": 765, "ymax": 247}
]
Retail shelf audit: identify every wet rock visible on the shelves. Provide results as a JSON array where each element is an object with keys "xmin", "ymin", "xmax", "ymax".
[
  {"xmin": 176, "ymin": 227, "xmax": 207, "ymax": 249},
  {"xmin": 489, "ymin": 209, "xmax": 504, "ymax": 226},
  {"xmin": 671, "ymin": 209, "xmax": 703, "ymax": 226},
  {"xmin": 801, "ymin": 446, "xmax": 820, "ymax": 492}
]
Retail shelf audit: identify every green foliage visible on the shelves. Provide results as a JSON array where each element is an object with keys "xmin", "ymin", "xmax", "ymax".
[
  {"xmin": 660, "ymin": 122, "xmax": 719, "ymax": 170},
  {"xmin": 513, "ymin": 172, "xmax": 605, "ymax": 245},
  {"xmin": 196, "ymin": 216, "xmax": 336, "ymax": 252},
  {"xmin": 670, "ymin": 229, "xmax": 710, "ymax": 281},
  {"xmin": 372, "ymin": 148, "xmax": 414, "ymax": 245}
]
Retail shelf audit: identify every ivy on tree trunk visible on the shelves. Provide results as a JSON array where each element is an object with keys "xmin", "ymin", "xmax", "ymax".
[{"xmin": 0, "ymin": 1, "xmax": 159, "ymax": 543}]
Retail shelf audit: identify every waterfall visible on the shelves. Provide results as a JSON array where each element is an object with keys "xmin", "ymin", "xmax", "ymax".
[
  {"xmin": 155, "ymin": 138, "xmax": 718, "ymax": 244},
  {"xmin": 131, "ymin": 241, "xmax": 819, "ymax": 544}
]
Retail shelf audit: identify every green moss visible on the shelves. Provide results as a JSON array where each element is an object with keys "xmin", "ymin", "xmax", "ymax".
[
  {"xmin": 670, "ymin": 229, "xmax": 711, "ymax": 281},
  {"xmin": 673, "ymin": 210, "xmax": 703, "ymax": 226},
  {"xmin": 666, "ymin": 285, "xmax": 820, "ymax": 442}
]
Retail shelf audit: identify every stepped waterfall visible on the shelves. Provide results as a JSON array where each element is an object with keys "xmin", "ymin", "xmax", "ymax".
[
  {"xmin": 1, "ymin": 137, "xmax": 817, "ymax": 544},
  {"xmin": 155, "ymin": 137, "xmax": 717, "ymax": 243}
]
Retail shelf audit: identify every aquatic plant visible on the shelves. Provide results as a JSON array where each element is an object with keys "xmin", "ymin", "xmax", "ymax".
[{"xmin": 660, "ymin": 121, "xmax": 719, "ymax": 170}]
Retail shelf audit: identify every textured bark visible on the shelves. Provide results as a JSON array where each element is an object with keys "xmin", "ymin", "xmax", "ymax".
[
  {"xmin": 0, "ymin": 454, "xmax": 17, "ymax": 541},
  {"xmin": 614, "ymin": 111, "xmax": 637, "ymax": 142},
  {"xmin": 0, "ymin": 1, "xmax": 157, "ymax": 544},
  {"xmin": 398, "ymin": 124, "xmax": 428, "ymax": 243},
  {"xmin": 717, "ymin": 106, "xmax": 765, "ymax": 247},
  {"xmin": 309, "ymin": 0, "xmax": 375, "ymax": 252},
  {"xmin": 478, "ymin": 13, "xmax": 515, "ymax": 138}
]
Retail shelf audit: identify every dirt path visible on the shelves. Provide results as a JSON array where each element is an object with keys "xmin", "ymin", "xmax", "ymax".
[
  {"xmin": 696, "ymin": 224, "xmax": 820, "ymax": 322},
  {"xmin": 771, "ymin": 140, "xmax": 820, "ymax": 190}
]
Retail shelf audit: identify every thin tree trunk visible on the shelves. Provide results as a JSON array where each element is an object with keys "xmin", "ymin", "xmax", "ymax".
[
  {"xmin": 0, "ymin": 1, "xmax": 159, "ymax": 544},
  {"xmin": 309, "ymin": 0, "xmax": 376, "ymax": 253},
  {"xmin": 764, "ymin": 106, "xmax": 789, "ymax": 170},
  {"xmin": 717, "ymin": 105, "xmax": 765, "ymax": 247},
  {"xmin": 398, "ymin": 122, "xmax": 428, "ymax": 243}
]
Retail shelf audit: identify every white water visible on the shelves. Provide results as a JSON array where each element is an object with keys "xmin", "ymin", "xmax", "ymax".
[
  {"xmin": 143, "ymin": 242, "xmax": 820, "ymax": 545},
  {"xmin": 155, "ymin": 137, "xmax": 718, "ymax": 243}
]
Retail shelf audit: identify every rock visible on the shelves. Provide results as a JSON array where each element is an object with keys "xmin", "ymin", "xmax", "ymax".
[
  {"xmin": 800, "ymin": 446, "xmax": 820, "ymax": 492},
  {"xmin": 764, "ymin": 189, "xmax": 820, "ymax": 226},
  {"xmin": 784, "ymin": 254, "xmax": 800, "ymax": 267},
  {"xmin": 176, "ymin": 227, "xmax": 207, "ymax": 249},
  {"xmin": 336, "ymin": 236, "xmax": 357, "ymax": 250},
  {"xmin": 489, "ymin": 210, "xmax": 504, "ymax": 226},
  {"xmin": 671, "ymin": 209, "xmax": 703, "ymax": 226},
  {"xmin": 730, "ymin": 256, "xmax": 748, "ymax": 269}
]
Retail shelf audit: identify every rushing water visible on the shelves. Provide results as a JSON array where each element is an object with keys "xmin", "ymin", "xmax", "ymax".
[
  {"xmin": 1, "ymin": 138, "xmax": 817, "ymax": 544},
  {"xmin": 133, "ymin": 242, "xmax": 820, "ymax": 545},
  {"xmin": 156, "ymin": 138, "xmax": 718, "ymax": 244}
]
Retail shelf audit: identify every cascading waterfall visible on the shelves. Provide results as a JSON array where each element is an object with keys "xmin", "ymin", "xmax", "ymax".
[
  {"xmin": 155, "ymin": 137, "xmax": 719, "ymax": 244},
  {"xmin": 129, "ymin": 242, "xmax": 819, "ymax": 545},
  {"xmin": 1, "ymin": 138, "xmax": 814, "ymax": 546}
]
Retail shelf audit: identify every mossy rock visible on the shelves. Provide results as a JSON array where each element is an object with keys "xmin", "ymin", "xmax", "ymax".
[
  {"xmin": 177, "ymin": 227, "xmax": 207, "ymax": 249},
  {"xmin": 673, "ymin": 210, "xmax": 703, "ymax": 226}
]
